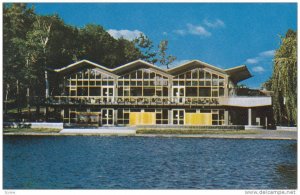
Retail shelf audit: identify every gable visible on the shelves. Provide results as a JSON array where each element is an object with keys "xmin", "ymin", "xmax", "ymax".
[
  {"xmin": 52, "ymin": 60, "xmax": 117, "ymax": 78},
  {"xmin": 167, "ymin": 60, "xmax": 227, "ymax": 76},
  {"xmin": 112, "ymin": 60, "xmax": 172, "ymax": 78}
]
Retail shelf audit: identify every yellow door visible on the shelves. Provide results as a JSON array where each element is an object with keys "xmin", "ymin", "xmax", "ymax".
[
  {"xmin": 129, "ymin": 112, "xmax": 140, "ymax": 126},
  {"xmin": 185, "ymin": 113, "xmax": 212, "ymax": 125},
  {"xmin": 129, "ymin": 112, "xmax": 156, "ymax": 126},
  {"xmin": 141, "ymin": 112, "xmax": 156, "ymax": 125}
]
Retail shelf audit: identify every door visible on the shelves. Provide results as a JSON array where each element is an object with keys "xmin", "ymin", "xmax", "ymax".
[
  {"xmin": 129, "ymin": 112, "xmax": 156, "ymax": 126},
  {"xmin": 185, "ymin": 113, "xmax": 212, "ymax": 125},
  {"xmin": 172, "ymin": 86, "xmax": 185, "ymax": 103},
  {"xmin": 172, "ymin": 109, "xmax": 185, "ymax": 125},
  {"xmin": 102, "ymin": 86, "xmax": 114, "ymax": 102},
  {"xmin": 102, "ymin": 109, "xmax": 114, "ymax": 126}
]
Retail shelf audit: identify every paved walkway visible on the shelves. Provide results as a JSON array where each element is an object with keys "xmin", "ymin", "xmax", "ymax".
[
  {"xmin": 136, "ymin": 130, "xmax": 297, "ymax": 140},
  {"xmin": 4, "ymin": 128, "xmax": 297, "ymax": 140}
]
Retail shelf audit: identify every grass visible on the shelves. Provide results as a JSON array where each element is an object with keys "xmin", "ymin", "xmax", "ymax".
[
  {"xmin": 136, "ymin": 129, "xmax": 260, "ymax": 135},
  {"xmin": 4, "ymin": 128, "xmax": 61, "ymax": 133}
]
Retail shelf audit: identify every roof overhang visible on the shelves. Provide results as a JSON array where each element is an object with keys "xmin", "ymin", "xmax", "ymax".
[
  {"xmin": 112, "ymin": 60, "xmax": 172, "ymax": 78},
  {"xmin": 225, "ymin": 65, "xmax": 252, "ymax": 83},
  {"xmin": 167, "ymin": 60, "xmax": 227, "ymax": 75},
  {"xmin": 51, "ymin": 60, "xmax": 117, "ymax": 78}
]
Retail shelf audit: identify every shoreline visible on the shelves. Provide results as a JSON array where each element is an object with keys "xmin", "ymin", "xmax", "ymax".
[{"xmin": 3, "ymin": 130, "xmax": 297, "ymax": 140}]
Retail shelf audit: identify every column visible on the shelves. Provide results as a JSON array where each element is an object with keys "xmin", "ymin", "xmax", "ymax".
[
  {"xmin": 61, "ymin": 108, "xmax": 64, "ymax": 121},
  {"xmin": 45, "ymin": 70, "xmax": 49, "ymax": 98},
  {"xmin": 224, "ymin": 110, "xmax": 229, "ymax": 125},
  {"xmin": 168, "ymin": 109, "xmax": 172, "ymax": 124},
  {"xmin": 248, "ymin": 108, "xmax": 252, "ymax": 126},
  {"xmin": 114, "ymin": 109, "xmax": 118, "ymax": 126},
  {"xmin": 168, "ymin": 79, "xmax": 172, "ymax": 104}
]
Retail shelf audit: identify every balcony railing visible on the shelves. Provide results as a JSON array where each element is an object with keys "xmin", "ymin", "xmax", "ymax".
[
  {"xmin": 219, "ymin": 96, "xmax": 272, "ymax": 107},
  {"xmin": 30, "ymin": 95, "xmax": 271, "ymax": 107},
  {"xmin": 42, "ymin": 96, "xmax": 220, "ymax": 106}
]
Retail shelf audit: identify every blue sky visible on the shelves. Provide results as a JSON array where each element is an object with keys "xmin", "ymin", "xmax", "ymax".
[{"xmin": 32, "ymin": 3, "xmax": 297, "ymax": 88}]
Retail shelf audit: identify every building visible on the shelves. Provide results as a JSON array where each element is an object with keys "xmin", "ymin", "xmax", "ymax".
[{"xmin": 46, "ymin": 59, "xmax": 272, "ymax": 127}]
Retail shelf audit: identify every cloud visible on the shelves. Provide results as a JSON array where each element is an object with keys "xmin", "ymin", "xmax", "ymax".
[
  {"xmin": 245, "ymin": 49, "xmax": 275, "ymax": 64},
  {"xmin": 259, "ymin": 50, "xmax": 275, "ymax": 57},
  {"xmin": 187, "ymin": 23, "xmax": 211, "ymax": 36},
  {"xmin": 246, "ymin": 58, "xmax": 259, "ymax": 64},
  {"xmin": 173, "ymin": 29, "xmax": 186, "ymax": 35},
  {"xmin": 173, "ymin": 23, "xmax": 211, "ymax": 37},
  {"xmin": 172, "ymin": 59, "xmax": 190, "ymax": 66},
  {"xmin": 204, "ymin": 19, "xmax": 225, "ymax": 28},
  {"xmin": 107, "ymin": 29, "xmax": 143, "ymax": 41},
  {"xmin": 252, "ymin": 66, "xmax": 265, "ymax": 73}
]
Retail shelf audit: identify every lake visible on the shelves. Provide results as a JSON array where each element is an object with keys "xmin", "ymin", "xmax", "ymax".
[{"xmin": 3, "ymin": 136, "xmax": 297, "ymax": 189}]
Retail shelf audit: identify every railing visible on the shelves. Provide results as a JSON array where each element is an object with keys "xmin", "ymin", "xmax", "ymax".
[
  {"xmin": 219, "ymin": 96, "xmax": 272, "ymax": 107},
  {"xmin": 42, "ymin": 96, "xmax": 220, "ymax": 106},
  {"xmin": 30, "ymin": 95, "xmax": 271, "ymax": 107}
]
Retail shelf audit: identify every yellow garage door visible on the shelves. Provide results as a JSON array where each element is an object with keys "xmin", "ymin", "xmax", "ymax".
[
  {"xmin": 129, "ymin": 112, "xmax": 156, "ymax": 126},
  {"xmin": 185, "ymin": 113, "xmax": 212, "ymax": 125}
]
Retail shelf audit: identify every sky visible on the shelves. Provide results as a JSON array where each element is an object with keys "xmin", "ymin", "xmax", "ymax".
[{"xmin": 31, "ymin": 3, "xmax": 297, "ymax": 88}]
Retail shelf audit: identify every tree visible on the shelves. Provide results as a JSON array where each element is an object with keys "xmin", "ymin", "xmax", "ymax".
[
  {"xmin": 116, "ymin": 37, "xmax": 142, "ymax": 66},
  {"xmin": 261, "ymin": 76, "xmax": 272, "ymax": 91},
  {"xmin": 271, "ymin": 29, "xmax": 297, "ymax": 126},
  {"xmin": 134, "ymin": 33, "xmax": 157, "ymax": 64},
  {"xmin": 3, "ymin": 3, "xmax": 35, "ymax": 114},
  {"xmin": 158, "ymin": 40, "xmax": 176, "ymax": 69}
]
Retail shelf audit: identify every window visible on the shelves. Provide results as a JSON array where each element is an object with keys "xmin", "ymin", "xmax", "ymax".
[
  {"xmin": 186, "ymin": 87, "xmax": 197, "ymax": 97},
  {"xmin": 199, "ymin": 87, "xmax": 211, "ymax": 97}
]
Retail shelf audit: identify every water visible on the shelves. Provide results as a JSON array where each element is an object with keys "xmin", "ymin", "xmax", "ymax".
[{"xmin": 3, "ymin": 136, "xmax": 297, "ymax": 189}]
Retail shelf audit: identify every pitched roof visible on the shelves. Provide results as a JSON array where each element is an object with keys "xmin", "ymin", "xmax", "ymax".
[
  {"xmin": 111, "ymin": 59, "xmax": 171, "ymax": 77},
  {"xmin": 167, "ymin": 60, "xmax": 227, "ymax": 75},
  {"xmin": 50, "ymin": 59, "xmax": 252, "ymax": 83},
  {"xmin": 51, "ymin": 60, "xmax": 117, "ymax": 77}
]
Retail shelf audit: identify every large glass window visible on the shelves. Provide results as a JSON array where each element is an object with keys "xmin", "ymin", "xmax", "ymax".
[
  {"xmin": 65, "ymin": 68, "xmax": 114, "ymax": 96},
  {"xmin": 172, "ymin": 68, "xmax": 226, "ymax": 97},
  {"xmin": 117, "ymin": 68, "xmax": 168, "ymax": 97}
]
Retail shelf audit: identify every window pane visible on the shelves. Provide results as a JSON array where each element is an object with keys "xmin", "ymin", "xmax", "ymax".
[
  {"xmin": 206, "ymin": 72, "xmax": 211, "ymax": 79},
  {"xmin": 185, "ymin": 71, "xmax": 191, "ymax": 79},
  {"xmin": 186, "ymin": 87, "xmax": 197, "ymax": 97},
  {"xmin": 192, "ymin": 69, "xmax": 198, "ymax": 79},
  {"xmin": 90, "ymin": 87, "xmax": 100, "ymax": 96},
  {"xmin": 219, "ymin": 87, "xmax": 224, "ymax": 96},
  {"xmin": 199, "ymin": 87, "xmax": 211, "ymax": 97},
  {"xmin": 199, "ymin": 70, "xmax": 204, "ymax": 79},
  {"xmin": 144, "ymin": 88, "xmax": 155, "ymax": 96}
]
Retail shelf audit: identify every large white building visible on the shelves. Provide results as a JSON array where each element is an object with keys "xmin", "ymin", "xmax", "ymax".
[{"xmin": 46, "ymin": 59, "xmax": 272, "ymax": 127}]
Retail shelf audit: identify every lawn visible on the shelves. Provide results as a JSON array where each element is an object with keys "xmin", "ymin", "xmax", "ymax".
[
  {"xmin": 136, "ymin": 129, "xmax": 260, "ymax": 135},
  {"xmin": 3, "ymin": 128, "xmax": 61, "ymax": 133}
]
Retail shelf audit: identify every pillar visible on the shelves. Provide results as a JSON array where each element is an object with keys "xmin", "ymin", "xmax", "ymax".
[
  {"xmin": 45, "ymin": 70, "xmax": 49, "ymax": 98},
  {"xmin": 248, "ymin": 108, "xmax": 252, "ymax": 126},
  {"xmin": 114, "ymin": 109, "xmax": 118, "ymax": 126},
  {"xmin": 61, "ymin": 108, "xmax": 64, "ymax": 122},
  {"xmin": 224, "ymin": 110, "xmax": 229, "ymax": 125},
  {"xmin": 168, "ymin": 109, "xmax": 172, "ymax": 124}
]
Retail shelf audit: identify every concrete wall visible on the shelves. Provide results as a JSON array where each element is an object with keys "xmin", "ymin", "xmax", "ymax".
[
  {"xmin": 220, "ymin": 96, "xmax": 272, "ymax": 107},
  {"xmin": 4, "ymin": 122, "xmax": 63, "ymax": 129},
  {"xmin": 276, "ymin": 126, "xmax": 297, "ymax": 131}
]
